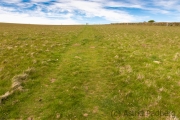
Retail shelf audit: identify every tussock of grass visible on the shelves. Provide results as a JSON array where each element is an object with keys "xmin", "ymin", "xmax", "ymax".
[
  {"xmin": 0, "ymin": 68, "xmax": 35, "ymax": 104},
  {"xmin": 11, "ymin": 73, "xmax": 28, "ymax": 90},
  {"xmin": 0, "ymin": 91, "xmax": 13, "ymax": 104}
]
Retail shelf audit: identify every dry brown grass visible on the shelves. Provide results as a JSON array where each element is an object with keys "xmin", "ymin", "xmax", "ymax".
[{"xmin": 0, "ymin": 68, "xmax": 35, "ymax": 104}]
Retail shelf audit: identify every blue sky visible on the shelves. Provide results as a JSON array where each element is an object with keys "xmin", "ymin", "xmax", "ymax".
[{"xmin": 0, "ymin": 0, "xmax": 180, "ymax": 25}]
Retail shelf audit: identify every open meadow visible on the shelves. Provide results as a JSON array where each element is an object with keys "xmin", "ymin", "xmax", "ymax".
[{"xmin": 0, "ymin": 23, "xmax": 180, "ymax": 119}]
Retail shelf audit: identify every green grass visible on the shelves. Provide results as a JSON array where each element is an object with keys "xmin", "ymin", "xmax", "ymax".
[{"xmin": 0, "ymin": 23, "xmax": 180, "ymax": 119}]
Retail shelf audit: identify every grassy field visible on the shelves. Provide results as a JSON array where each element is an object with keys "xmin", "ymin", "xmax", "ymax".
[{"xmin": 0, "ymin": 23, "xmax": 180, "ymax": 119}]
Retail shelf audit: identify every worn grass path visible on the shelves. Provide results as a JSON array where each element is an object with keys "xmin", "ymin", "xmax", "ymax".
[{"xmin": 37, "ymin": 26, "xmax": 110, "ymax": 119}]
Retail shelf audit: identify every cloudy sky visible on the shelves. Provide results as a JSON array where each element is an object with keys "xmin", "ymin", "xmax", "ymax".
[{"xmin": 0, "ymin": 0, "xmax": 180, "ymax": 25}]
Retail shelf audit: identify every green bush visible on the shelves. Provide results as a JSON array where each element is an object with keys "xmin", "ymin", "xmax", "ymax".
[{"xmin": 148, "ymin": 20, "xmax": 155, "ymax": 23}]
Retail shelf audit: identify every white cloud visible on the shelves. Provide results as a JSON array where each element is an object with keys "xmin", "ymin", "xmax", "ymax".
[
  {"xmin": 106, "ymin": 1, "xmax": 142, "ymax": 8},
  {"xmin": 0, "ymin": 0, "xmax": 21, "ymax": 3},
  {"xmin": 50, "ymin": 0, "xmax": 135, "ymax": 22},
  {"xmin": 0, "ymin": 14, "xmax": 79, "ymax": 25},
  {"xmin": 152, "ymin": 0, "xmax": 180, "ymax": 12},
  {"xmin": 0, "ymin": 6, "xmax": 79, "ymax": 25},
  {"xmin": 30, "ymin": 0, "xmax": 52, "ymax": 2},
  {"xmin": 0, "ymin": 0, "xmax": 180, "ymax": 24},
  {"xmin": 152, "ymin": 0, "xmax": 177, "ymax": 8}
]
